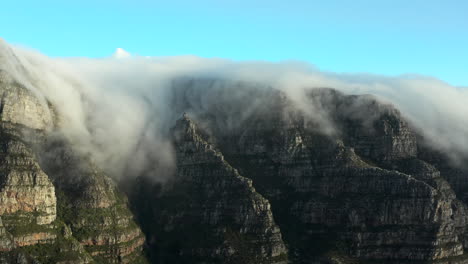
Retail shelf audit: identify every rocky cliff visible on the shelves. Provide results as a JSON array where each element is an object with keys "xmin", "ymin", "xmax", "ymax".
[
  {"xmin": 130, "ymin": 113, "xmax": 288, "ymax": 263},
  {"xmin": 0, "ymin": 69, "xmax": 146, "ymax": 263},
  {"xmin": 36, "ymin": 135, "xmax": 147, "ymax": 264},
  {"xmin": 147, "ymin": 81, "xmax": 468, "ymax": 264}
]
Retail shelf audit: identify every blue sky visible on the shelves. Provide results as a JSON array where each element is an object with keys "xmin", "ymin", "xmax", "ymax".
[{"xmin": 1, "ymin": 0, "xmax": 467, "ymax": 86}]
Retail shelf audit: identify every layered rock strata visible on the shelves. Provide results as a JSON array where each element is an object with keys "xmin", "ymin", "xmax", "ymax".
[
  {"xmin": 132, "ymin": 114, "xmax": 288, "ymax": 264},
  {"xmin": 37, "ymin": 136, "xmax": 147, "ymax": 264},
  {"xmin": 164, "ymin": 82, "xmax": 468, "ymax": 264},
  {"xmin": 0, "ymin": 65, "xmax": 146, "ymax": 263}
]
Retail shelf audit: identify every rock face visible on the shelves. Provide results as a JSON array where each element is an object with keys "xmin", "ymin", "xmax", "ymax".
[
  {"xmin": 310, "ymin": 88, "xmax": 418, "ymax": 162},
  {"xmin": 222, "ymin": 90, "xmax": 468, "ymax": 263},
  {"xmin": 150, "ymin": 81, "xmax": 468, "ymax": 264},
  {"xmin": 131, "ymin": 114, "xmax": 288, "ymax": 263},
  {"xmin": 0, "ymin": 43, "xmax": 53, "ymax": 131},
  {"xmin": 0, "ymin": 78, "xmax": 53, "ymax": 131},
  {"xmin": 0, "ymin": 134, "xmax": 56, "ymax": 227},
  {"xmin": 0, "ymin": 123, "xmax": 94, "ymax": 263},
  {"xmin": 0, "ymin": 70, "xmax": 146, "ymax": 262},
  {"xmin": 36, "ymin": 135, "xmax": 147, "ymax": 263}
]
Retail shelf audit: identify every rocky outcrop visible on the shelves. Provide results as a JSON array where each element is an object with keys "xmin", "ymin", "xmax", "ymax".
[
  {"xmin": 225, "ymin": 89, "xmax": 468, "ymax": 263},
  {"xmin": 131, "ymin": 114, "xmax": 287, "ymax": 263},
  {"xmin": 0, "ymin": 138, "xmax": 56, "ymax": 224},
  {"xmin": 162, "ymin": 83, "xmax": 468, "ymax": 264},
  {"xmin": 0, "ymin": 128, "xmax": 96, "ymax": 263},
  {"xmin": 0, "ymin": 61, "xmax": 53, "ymax": 131},
  {"xmin": 308, "ymin": 88, "xmax": 418, "ymax": 162},
  {"xmin": 0, "ymin": 131, "xmax": 146, "ymax": 263},
  {"xmin": 0, "ymin": 131, "xmax": 56, "ymax": 250},
  {"xmin": 0, "ymin": 42, "xmax": 147, "ymax": 263},
  {"xmin": 36, "ymin": 135, "xmax": 146, "ymax": 264}
]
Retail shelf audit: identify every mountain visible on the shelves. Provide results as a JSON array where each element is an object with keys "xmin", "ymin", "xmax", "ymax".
[
  {"xmin": 130, "ymin": 113, "xmax": 287, "ymax": 263},
  {"xmin": 0, "ymin": 41, "xmax": 468, "ymax": 263},
  {"xmin": 0, "ymin": 68, "xmax": 146, "ymax": 263}
]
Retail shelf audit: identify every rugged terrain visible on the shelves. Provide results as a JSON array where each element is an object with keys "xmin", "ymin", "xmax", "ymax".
[
  {"xmin": 0, "ymin": 69, "xmax": 146, "ymax": 263},
  {"xmin": 1, "ymin": 43, "xmax": 468, "ymax": 263},
  {"xmin": 140, "ymin": 81, "xmax": 468, "ymax": 264}
]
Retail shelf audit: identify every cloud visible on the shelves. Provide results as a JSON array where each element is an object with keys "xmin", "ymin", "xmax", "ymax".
[
  {"xmin": 1, "ymin": 40, "xmax": 467, "ymax": 180},
  {"xmin": 112, "ymin": 48, "xmax": 131, "ymax": 59}
]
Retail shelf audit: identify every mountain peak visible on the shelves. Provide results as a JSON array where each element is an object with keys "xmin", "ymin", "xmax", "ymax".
[{"xmin": 173, "ymin": 112, "xmax": 199, "ymax": 141}]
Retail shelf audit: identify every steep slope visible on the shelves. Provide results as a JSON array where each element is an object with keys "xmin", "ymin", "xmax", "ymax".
[
  {"xmin": 223, "ymin": 89, "xmax": 468, "ymax": 263},
  {"xmin": 36, "ymin": 135, "xmax": 146, "ymax": 263},
  {"xmin": 165, "ymin": 82, "xmax": 468, "ymax": 263},
  {"xmin": 0, "ymin": 65, "xmax": 146, "ymax": 263},
  {"xmin": 131, "ymin": 114, "xmax": 288, "ymax": 264},
  {"xmin": 0, "ymin": 73, "xmax": 95, "ymax": 263}
]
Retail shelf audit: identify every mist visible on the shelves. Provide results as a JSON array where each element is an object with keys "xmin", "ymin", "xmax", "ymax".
[{"xmin": 0, "ymin": 39, "xmax": 467, "ymax": 180}]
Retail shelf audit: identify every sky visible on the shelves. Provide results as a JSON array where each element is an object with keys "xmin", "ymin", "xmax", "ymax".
[{"xmin": 1, "ymin": 0, "xmax": 467, "ymax": 86}]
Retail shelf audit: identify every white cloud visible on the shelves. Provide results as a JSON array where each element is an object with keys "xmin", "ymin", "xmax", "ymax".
[
  {"xmin": 112, "ymin": 48, "xmax": 131, "ymax": 59},
  {"xmin": 1, "ymin": 40, "xmax": 467, "ymax": 180}
]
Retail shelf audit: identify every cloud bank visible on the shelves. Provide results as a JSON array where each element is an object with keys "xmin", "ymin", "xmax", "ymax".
[{"xmin": 0, "ymin": 39, "xmax": 467, "ymax": 180}]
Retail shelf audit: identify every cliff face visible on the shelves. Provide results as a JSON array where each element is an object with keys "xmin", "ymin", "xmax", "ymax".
[
  {"xmin": 0, "ymin": 40, "xmax": 53, "ymax": 132},
  {"xmin": 0, "ymin": 71, "xmax": 146, "ymax": 263},
  {"xmin": 0, "ymin": 132, "xmax": 94, "ymax": 263},
  {"xmin": 155, "ymin": 82, "xmax": 468, "ymax": 264},
  {"xmin": 0, "ymin": 75, "xmax": 53, "ymax": 131},
  {"xmin": 131, "ymin": 114, "xmax": 287, "ymax": 263},
  {"xmin": 36, "ymin": 135, "xmax": 146, "ymax": 264},
  {"xmin": 0, "ymin": 135, "xmax": 56, "ymax": 244}
]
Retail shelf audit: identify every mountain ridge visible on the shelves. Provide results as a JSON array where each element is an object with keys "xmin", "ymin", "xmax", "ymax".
[{"xmin": 0, "ymin": 40, "xmax": 467, "ymax": 263}]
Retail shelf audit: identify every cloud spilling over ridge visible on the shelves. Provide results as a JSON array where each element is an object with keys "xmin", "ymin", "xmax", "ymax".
[{"xmin": 0, "ymin": 39, "xmax": 467, "ymax": 180}]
